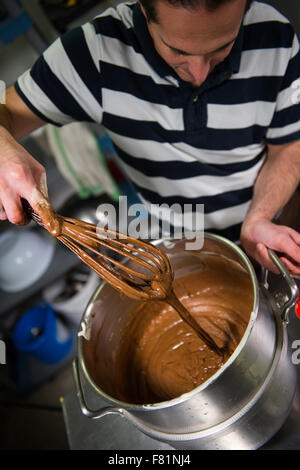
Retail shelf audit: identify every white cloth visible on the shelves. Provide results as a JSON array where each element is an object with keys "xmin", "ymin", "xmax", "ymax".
[{"xmin": 45, "ymin": 122, "xmax": 120, "ymax": 201}]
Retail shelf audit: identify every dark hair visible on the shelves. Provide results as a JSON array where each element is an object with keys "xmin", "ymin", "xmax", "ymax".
[{"xmin": 139, "ymin": 0, "xmax": 254, "ymax": 23}]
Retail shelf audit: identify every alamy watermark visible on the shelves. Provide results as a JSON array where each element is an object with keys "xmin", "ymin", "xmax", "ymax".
[
  {"xmin": 0, "ymin": 80, "xmax": 5, "ymax": 105},
  {"xmin": 291, "ymin": 340, "xmax": 300, "ymax": 365},
  {"xmin": 291, "ymin": 79, "xmax": 300, "ymax": 105},
  {"xmin": 94, "ymin": 196, "xmax": 204, "ymax": 250},
  {"xmin": 0, "ymin": 340, "xmax": 6, "ymax": 365}
]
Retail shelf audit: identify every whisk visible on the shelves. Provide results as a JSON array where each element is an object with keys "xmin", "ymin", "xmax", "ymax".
[
  {"xmin": 22, "ymin": 199, "xmax": 173, "ymax": 301},
  {"xmin": 22, "ymin": 199, "xmax": 223, "ymax": 355}
]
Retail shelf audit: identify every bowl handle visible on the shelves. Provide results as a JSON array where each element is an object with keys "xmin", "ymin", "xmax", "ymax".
[
  {"xmin": 72, "ymin": 359, "xmax": 162, "ymax": 438},
  {"xmin": 262, "ymin": 249, "xmax": 299, "ymax": 325},
  {"xmin": 72, "ymin": 359, "xmax": 125, "ymax": 420}
]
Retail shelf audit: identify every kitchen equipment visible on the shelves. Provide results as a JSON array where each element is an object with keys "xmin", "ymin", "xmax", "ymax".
[
  {"xmin": 42, "ymin": 267, "xmax": 101, "ymax": 326},
  {"xmin": 12, "ymin": 303, "xmax": 73, "ymax": 364},
  {"xmin": 0, "ymin": 228, "xmax": 55, "ymax": 292},
  {"xmin": 73, "ymin": 233, "xmax": 298, "ymax": 450}
]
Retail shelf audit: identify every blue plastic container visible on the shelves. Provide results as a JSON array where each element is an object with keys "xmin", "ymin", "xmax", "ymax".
[{"xmin": 12, "ymin": 304, "xmax": 73, "ymax": 364}]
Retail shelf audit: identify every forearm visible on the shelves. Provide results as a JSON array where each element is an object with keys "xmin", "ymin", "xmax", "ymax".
[
  {"xmin": 0, "ymin": 103, "xmax": 13, "ymax": 133},
  {"xmin": 0, "ymin": 104, "xmax": 24, "ymax": 155},
  {"xmin": 0, "ymin": 86, "xmax": 46, "ymax": 139},
  {"xmin": 245, "ymin": 141, "xmax": 300, "ymax": 223}
]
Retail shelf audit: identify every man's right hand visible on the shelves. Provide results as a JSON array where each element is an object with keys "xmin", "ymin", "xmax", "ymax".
[
  {"xmin": 0, "ymin": 127, "xmax": 48, "ymax": 225},
  {"xmin": 0, "ymin": 86, "xmax": 48, "ymax": 225}
]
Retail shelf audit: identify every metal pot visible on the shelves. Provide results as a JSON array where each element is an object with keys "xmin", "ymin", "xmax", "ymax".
[{"xmin": 73, "ymin": 233, "xmax": 298, "ymax": 450}]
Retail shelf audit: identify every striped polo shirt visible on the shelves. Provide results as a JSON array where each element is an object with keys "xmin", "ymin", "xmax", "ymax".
[{"xmin": 15, "ymin": 1, "xmax": 300, "ymax": 241}]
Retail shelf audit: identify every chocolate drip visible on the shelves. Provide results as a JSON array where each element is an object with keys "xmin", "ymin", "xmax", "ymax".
[{"xmin": 167, "ymin": 289, "xmax": 225, "ymax": 356}]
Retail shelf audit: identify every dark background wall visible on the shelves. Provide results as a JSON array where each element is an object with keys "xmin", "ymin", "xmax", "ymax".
[{"xmin": 265, "ymin": 1, "xmax": 300, "ymax": 36}]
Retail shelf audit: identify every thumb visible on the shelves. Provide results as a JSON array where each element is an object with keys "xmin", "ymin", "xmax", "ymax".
[
  {"xmin": 38, "ymin": 172, "xmax": 49, "ymax": 199},
  {"xmin": 256, "ymin": 243, "xmax": 280, "ymax": 274},
  {"xmin": 26, "ymin": 185, "xmax": 61, "ymax": 237}
]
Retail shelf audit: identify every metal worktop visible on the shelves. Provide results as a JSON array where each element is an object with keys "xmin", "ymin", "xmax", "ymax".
[{"xmin": 61, "ymin": 273, "xmax": 300, "ymax": 451}]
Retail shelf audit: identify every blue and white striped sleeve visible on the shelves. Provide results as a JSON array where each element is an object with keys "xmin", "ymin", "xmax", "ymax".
[
  {"xmin": 266, "ymin": 31, "xmax": 300, "ymax": 145},
  {"xmin": 15, "ymin": 22, "xmax": 103, "ymax": 126}
]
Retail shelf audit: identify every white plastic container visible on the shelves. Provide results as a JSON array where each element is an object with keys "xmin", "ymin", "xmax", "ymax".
[
  {"xmin": 0, "ymin": 229, "xmax": 55, "ymax": 292},
  {"xmin": 42, "ymin": 269, "xmax": 101, "ymax": 326}
]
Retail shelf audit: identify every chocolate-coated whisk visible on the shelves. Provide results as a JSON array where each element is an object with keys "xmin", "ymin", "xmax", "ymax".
[{"xmin": 22, "ymin": 199, "xmax": 173, "ymax": 301}]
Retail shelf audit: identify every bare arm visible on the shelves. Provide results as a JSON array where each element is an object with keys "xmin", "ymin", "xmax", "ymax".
[
  {"xmin": 0, "ymin": 85, "xmax": 49, "ymax": 225},
  {"xmin": 240, "ymin": 139, "xmax": 300, "ymax": 274},
  {"xmin": 1, "ymin": 86, "xmax": 46, "ymax": 138}
]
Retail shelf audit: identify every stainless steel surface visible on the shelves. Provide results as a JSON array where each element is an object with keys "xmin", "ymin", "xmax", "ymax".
[
  {"xmin": 62, "ymin": 391, "xmax": 174, "ymax": 450},
  {"xmin": 74, "ymin": 234, "xmax": 298, "ymax": 450}
]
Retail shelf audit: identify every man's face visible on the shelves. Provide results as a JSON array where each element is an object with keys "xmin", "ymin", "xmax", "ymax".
[{"xmin": 141, "ymin": 0, "xmax": 247, "ymax": 87}]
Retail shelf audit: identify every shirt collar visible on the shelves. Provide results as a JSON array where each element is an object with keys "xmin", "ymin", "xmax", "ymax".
[{"xmin": 132, "ymin": 3, "xmax": 244, "ymax": 81}]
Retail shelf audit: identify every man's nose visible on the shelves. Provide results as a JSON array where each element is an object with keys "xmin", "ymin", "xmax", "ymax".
[{"xmin": 187, "ymin": 56, "xmax": 211, "ymax": 86}]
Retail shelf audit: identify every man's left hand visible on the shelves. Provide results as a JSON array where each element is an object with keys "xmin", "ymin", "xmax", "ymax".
[{"xmin": 240, "ymin": 216, "xmax": 300, "ymax": 275}]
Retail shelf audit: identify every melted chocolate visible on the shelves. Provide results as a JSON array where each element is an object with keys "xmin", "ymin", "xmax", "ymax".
[{"xmin": 113, "ymin": 253, "xmax": 253, "ymax": 404}]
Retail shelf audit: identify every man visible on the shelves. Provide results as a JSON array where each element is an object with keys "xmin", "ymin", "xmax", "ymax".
[{"xmin": 0, "ymin": 0, "xmax": 300, "ymax": 274}]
